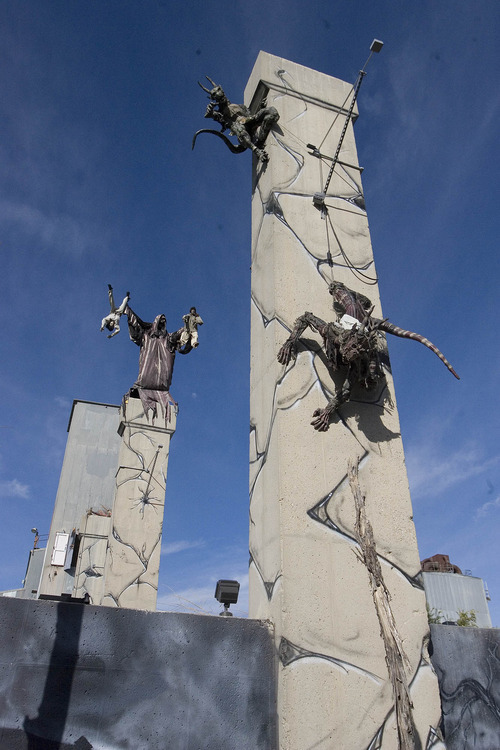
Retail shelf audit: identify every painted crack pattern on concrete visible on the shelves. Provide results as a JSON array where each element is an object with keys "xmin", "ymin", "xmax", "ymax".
[
  {"xmin": 429, "ymin": 626, "xmax": 500, "ymax": 748},
  {"xmin": 365, "ymin": 643, "xmax": 446, "ymax": 750},
  {"xmin": 249, "ymin": 551, "xmax": 282, "ymax": 601},
  {"xmin": 73, "ymin": 534, "xmax": 107, "ymax": 602},
  {"xmin": 349, "ymin": 459, "xmax": 415, "ymax": 750},
  {"xmin": 103, "ymin": 402, "xmax": 173, "ymax": 610},
  {"xmin": 279, "ymin": 636, "xmax": 383, "ymax": 684},
  {"xmin": 253, "ymin": 188, "xmax": 371, "ymax": 278},
  {"xmin": 117, "ymin": 428, "xmax": 166, "ymax": 514},
  {"xmin": 307, "ymin": 466, "xmax": 424, "ymax": 590},
  {"xmin": 248, "ymin": 58, "xmax": 441, "ymax": 749},
  {"xmin": 250, "ymin": 67, "xmax": 393, "ymax": 680},
  {"xmin": 425, "ymin": 727, "xmax": 446, "ymax": 749},
  {"xmin": 104, "ymin": 527, "xmax": 162, "ymax": 607}
]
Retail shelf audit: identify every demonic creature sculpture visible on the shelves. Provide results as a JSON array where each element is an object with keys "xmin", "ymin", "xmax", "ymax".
[
  {"xmin": 277, "ymin": 281, "xmax": 459, "ymax": 431},
  {"xmin": 193, "ymin": 77, "xmax": 279, "ymax": 162},
  {"xmin": 126, "ymin": 307, "xmax": 193, "ymax": 421}
]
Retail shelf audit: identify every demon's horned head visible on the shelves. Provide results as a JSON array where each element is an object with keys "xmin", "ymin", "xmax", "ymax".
[{"xmin": 198, "ymin": 76, "xmax": 226, "ymax": 102}]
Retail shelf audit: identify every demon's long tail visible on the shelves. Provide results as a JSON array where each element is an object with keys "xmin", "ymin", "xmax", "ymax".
[
  {"xmin": 192, "ymin": 129, "xmax": 246, "ymax": 154},
  {"xmin": 377, "ymin": 320, "xmax": 460, "ymax": 379}
]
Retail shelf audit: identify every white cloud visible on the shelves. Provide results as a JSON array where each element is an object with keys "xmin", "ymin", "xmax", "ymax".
[
  {"xmin": 0, "ymin": 479, "xmax": 30, "ymax": 499},
  {"xmin": 0, "ymin": 199, "xmax": 102, "ymax": 258},
  {"xmin": 476, "ymin": 495, "xmax": 500, "ymax": 519},
  {"xmin": 161, "ymin": 539, "xmax": 205, "ymax": 555},
  {"xmin": 370, "ymin": 16, "xmax": 500, "ymax": 234},
  {"xmin": 41, "ymin": 412, "xmax": 70, "ymax": 470},
  {"xmin": 157, "ymin": 584, "xmax": 221, "ymax": 616},
  {"xmin": 406, "ymin": 440, "xmax": 499, "ymax": 500},
  {"xmin": 54, "ymin": 396, "xmax": 71, "ymax": 410},
  {"xmin": 158, "ymin": 541, "xmax": 249, "ymax": 618},
  {"xmin": 157, "ymin": 573, "xmax": 249, "ymax": 618},
  {"xmin": 0, "ymin": 29, "xmax": 114, "ymax": 262}
]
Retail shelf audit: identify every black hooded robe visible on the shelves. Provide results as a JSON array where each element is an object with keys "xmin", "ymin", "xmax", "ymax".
[{"xmin": 126, "ymin": 307, "xmax": 183, "ymax": 421}]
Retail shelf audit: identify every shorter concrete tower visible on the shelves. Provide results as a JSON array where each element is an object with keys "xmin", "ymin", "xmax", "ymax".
[
  {"xmin": 37, "ymin": 397, "xmax": 176, "ymax": 612},
  {"xmin": 102, "ymin": 396, "xmax": 176, "ymax": 610}
]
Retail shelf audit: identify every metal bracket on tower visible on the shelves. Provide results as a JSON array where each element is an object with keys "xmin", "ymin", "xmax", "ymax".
[{"xmin": 312, "ymin": 39, "xmax": 383, "ymax": 212}]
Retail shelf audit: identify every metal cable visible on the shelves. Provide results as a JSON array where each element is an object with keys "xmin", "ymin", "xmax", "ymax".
[
  {"xmin": 322, "ymin": 70, "xmax": 366, "ymax": 196},
  {"xmin": 326, "ymin": 211, "xmax": 378, "ymax": 285}
]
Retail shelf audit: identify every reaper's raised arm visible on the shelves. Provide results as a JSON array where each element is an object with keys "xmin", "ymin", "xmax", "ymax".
[{"xmin": 126, "ymin": 306, "xmax": 150, "ymax": 347}]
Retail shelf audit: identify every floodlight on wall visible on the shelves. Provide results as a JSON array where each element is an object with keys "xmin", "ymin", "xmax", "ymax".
[
  {"xmin": 31, "ymin": 527, "xmax": 39, "ymax": 549},
  {"xmin": 215, "ymin": 579, "xmax": 240, "ymax": 617}
]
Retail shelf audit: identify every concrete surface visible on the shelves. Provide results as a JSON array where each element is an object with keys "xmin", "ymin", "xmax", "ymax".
[
  {"xmin": 38, "ymin": 401, "xmax": 120, "ymax": 600},
  {"xmin": 246, "ymin": 51, "xmax": 443, "ymax": 749},
  {"xmin": 430, "ymin": 624, "xmax": 500, "ymax": 749},
  {"xmin": 102, "ymin": 396, "xmax": 176, "ymax": 610},
  {"xmin": 0, "ymin": 596, "xmax": 277, "ymax": 750}
]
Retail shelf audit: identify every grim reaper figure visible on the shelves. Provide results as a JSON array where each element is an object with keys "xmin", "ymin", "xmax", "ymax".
[
  {"xmin": 126, "ymin": 307, "xmax": 192, "ymax": 422},
  {"xmin": 278, "ymin": 281, "xmax": 459, "ymax": 431}
]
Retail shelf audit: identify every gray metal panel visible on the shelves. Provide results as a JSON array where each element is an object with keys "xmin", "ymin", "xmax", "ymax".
[
  {"xmin": 39, "ymin": 401, "xmax": 121, "ymax": 598},
  {"xmin": 422, "ymin": 572, "xmax": 492, "ymax": 627},
  {"xmin": 18, "ymin": 548, "xmax": 45, "ymax": 599}
]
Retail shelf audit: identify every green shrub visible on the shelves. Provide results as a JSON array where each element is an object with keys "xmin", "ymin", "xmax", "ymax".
[
  {"xmin": 456, "ymin": 609, "xmax": 477, "ymax": 627},
  {"xmin": 427, "ymin": 604, "xmax": 443, "ymax": 624}
]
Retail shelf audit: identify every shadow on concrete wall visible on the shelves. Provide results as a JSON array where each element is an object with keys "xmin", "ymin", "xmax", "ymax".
[
  {"xmin": 0, "ymin": 597, "xmax": 277, "ymax": 750},
  {"xmin": 23, "ymin": 601, "xmax": 89, "ymax": 749}
]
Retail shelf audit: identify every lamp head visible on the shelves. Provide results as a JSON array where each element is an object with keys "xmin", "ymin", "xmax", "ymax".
[
  {"xmin": 215, "ymin": 579, "xmax": 240, "ymax": 616},
  {"xmin": 215, "ymin": 579, "xmax": 240, "ymax": 605}
]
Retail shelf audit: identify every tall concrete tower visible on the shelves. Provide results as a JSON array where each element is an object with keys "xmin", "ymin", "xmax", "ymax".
[{"xmin": 246, "ymin": 52, "xmax": 444, "ymax": 750}]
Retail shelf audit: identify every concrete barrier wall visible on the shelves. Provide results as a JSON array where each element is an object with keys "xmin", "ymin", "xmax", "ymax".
[
  {"xmin": 2, "ymin": 599, "xmax": 498, "ymax": 749},
  {"xmin": 430, "ymin": 624, "xmax": 500, "ymax": 749},
  {"xmin": 0, "ymin": 597, "xmax": 277, "ymax": 749}
]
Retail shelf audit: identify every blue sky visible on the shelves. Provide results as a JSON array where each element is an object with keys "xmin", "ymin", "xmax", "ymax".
[{"xmin": 1, "ymin": 1, "xmax": 499, "ymax": 623}]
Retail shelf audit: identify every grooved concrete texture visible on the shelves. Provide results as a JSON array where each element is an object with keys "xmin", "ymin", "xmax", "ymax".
[
  {"xmin": 246, "ymin": 52, "xmax": 443, "ymax": 749},
  {"xmin": 430, "ymin": 624, "xmax": 500, "ymax": 749},
  {"xmin": 0, "ymin": 597, "xmax": 277, "ymax": 750},
  {"xmin": 39, "ymin": 401, "xmax": 120, "ymax": 600}
]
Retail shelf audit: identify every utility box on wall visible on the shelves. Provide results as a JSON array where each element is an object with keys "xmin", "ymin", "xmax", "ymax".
[{"xmin": 50, "ymin": 532, "xmax": 70, "ymax": 567}]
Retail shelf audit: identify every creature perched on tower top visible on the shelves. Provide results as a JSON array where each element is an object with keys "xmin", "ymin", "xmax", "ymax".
[{"xmin": 193, "ymin": 77, "xmax": 279, "ymax": 163}]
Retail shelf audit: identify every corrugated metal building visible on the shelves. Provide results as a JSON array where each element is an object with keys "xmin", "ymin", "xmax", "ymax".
[{"xmin": 420, "ymin": 570, "xmax": 492, "ymax": 628}]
